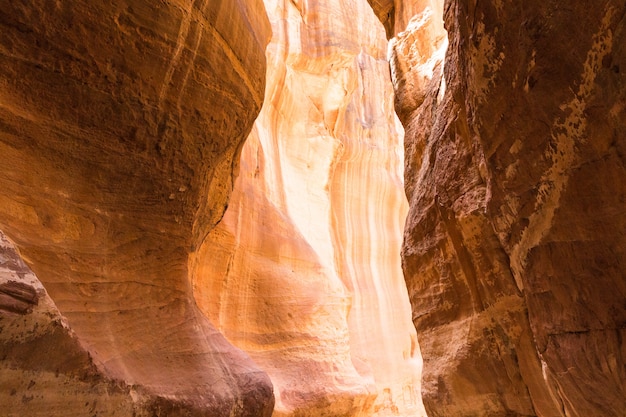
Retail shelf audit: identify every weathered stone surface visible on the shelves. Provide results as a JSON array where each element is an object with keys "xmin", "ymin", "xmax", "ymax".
[
  {"xmin": 477, "ymin": 2, "xmax": 626, "ymax": 415},
  {"xmin": 367, "ymin": 0, "xmax": 444, "ymax": 40},
  {"xmin": 192, "ymin": 0, "xmax": 426, "ymax": 415},
  {"xmin": 0, "ymin": 231, "xmax": 138, "ymax": 417},
  {"xmin": 0, "ymin": 1, "xmax": 274, "ymax": 415},
  {"xmin": 387, "ymin": 0, "xmax": 626, "ymax": 416}
]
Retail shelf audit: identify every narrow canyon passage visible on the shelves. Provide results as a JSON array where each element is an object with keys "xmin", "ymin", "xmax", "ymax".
[
  {"xmin": 0, "ymin": 0, "xmax": 431, "ymax": 415},
  {"xmin": 191, "ymin": 0, "xmax": 427, "ymax": 415},
  {"xmin": 1, "ymin": 0, "xmax": 625, "ymax": 416}
]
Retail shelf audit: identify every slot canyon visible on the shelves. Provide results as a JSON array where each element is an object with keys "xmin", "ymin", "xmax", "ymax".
[{"xmin": 0, "ymin": 1, "xmax": 624, "ymax": 417}]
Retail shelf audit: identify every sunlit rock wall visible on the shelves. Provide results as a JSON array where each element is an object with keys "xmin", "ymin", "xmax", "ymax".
[
  {"xmin": 372, "ymin": 0, "xmax": 626, "ymax": 416},
  {"xmin": 0, "ymin": 1, "xmax": 274, "ymax": 415},
  {"xmin": 192, "ymin": 0, "xmax": 426, "ymax": 415}
]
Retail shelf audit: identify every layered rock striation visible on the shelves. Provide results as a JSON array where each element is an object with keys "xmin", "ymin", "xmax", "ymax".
[
  {"xmin": 0, "ymin": 231, "xmax": 142, "ymax": 416},
  {"xmin": 373, "ymin": 0, "xmax": 626, "ymax": 415},
  {"xmin": 3, "ymin": 0, "xmax": 623, "ymax": 416},
  {"xmin": 0, "ymin": 1, "xmax": 274, "ymax": 415},
  {"xmin": 192, "ymin": 0, "xmax": 426, "ymax": 415}
]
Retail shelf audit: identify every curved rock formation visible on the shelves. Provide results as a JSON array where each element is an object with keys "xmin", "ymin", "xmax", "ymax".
[
  {"xmin": 192, "ymin": 0, "xmax": 426, "ymax": 415},
  {"xmin": 5, "ymin": 0, "xmax": 622, "ymax": 415},
  {"xmin": 377, "ymin": 0, "xmax": 626, "ymax": 415},
  {"xmin": 0, "ymin": 1, "xmax": 274, "ymax": 415}
]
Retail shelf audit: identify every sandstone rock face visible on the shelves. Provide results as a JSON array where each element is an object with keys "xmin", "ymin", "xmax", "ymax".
[
  {"xmin": 0, "ymin": 231, "xmax": 140, "ymax": 416},
  {"xmin": 0, "ymin": 1, "xmax": 274, "ymax": 415},
  {"xmin": 192, "ymin": 0, "xmax": 426, "ymax": 415},
  {"xmin": 367, "ymin": 0, "xmax": 444, "ymax": 41},
  {"xmin": 382, "ymin": 0, "xmax": 626, "ymax": 416}
]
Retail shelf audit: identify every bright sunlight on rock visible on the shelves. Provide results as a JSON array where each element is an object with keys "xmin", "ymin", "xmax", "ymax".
[
  {"xmin": 192, "ymin": 0, "xmax": 426, "ymax": 415},
  {"xmin": 1, "ymin": 0, "xmax": 625, "ymax": 416}
]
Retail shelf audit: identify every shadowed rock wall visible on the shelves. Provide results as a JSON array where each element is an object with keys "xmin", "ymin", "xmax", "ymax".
[{"xmin": 369, "ymin": 0, "xmax": 626, "ymax": 415}]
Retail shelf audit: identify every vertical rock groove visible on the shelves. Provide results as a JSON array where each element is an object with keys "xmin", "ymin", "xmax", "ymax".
[{"xmin": 192, "ymin": 0, "xmax": 427, "ymax": 415}]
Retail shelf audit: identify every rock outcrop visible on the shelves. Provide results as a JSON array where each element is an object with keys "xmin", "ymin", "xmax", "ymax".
[
  {"xmin": 375, "ymin": 0, "xmax": 626, "ymax": 415},
  {"xmin": 0, "ymin": 1, "xmax": 274, "ymax": 415},
  {"xmin": 192, "ymin": 0, "xmax": 426, "ymax": 415}
]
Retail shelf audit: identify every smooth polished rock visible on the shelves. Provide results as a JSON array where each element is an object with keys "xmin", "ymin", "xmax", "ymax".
[
  {"xmin": 0, "ymin": 1, "xmax": 274, "ymax": 415},
  {"xmin": 192, "ymin": 0, "xmax": 427, "ymax": 415}
]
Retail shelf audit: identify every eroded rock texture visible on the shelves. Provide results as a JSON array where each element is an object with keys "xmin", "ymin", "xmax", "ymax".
[
  {"xmin": 0, "ymin": 231, "xmax": 143, "ymax": 416},
  {"xmin": 192, "ymin": 0, "xmax": 426, "ymax": 415},
  {"xmin": 0, "ymin": 1, "xmax": 274, "ymax": 415},
  {"xmin": 378, "ymin": 0, "xmax": 626, "ymax": 416}
]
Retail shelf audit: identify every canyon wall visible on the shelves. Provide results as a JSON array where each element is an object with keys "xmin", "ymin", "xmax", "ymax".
[
  {"xmin": 192, "ymin": 0, "xmax": 426, "ymax": 415},
  {"xmin": 3, "ymin": 0, "xmax": 624, "ymax": 416},
  {"xmin": 372, "ymin": 0, "xmax": 626, "ymax": 415},
  {"xmin": 0, "ymin": 231, "xmax": 142, "ymax": 416},
  {"xmin": 0, "ymin": 1, "xmax": 274, "ymax": 415}
]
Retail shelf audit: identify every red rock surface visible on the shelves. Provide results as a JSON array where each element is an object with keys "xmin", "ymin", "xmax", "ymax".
[
  {"xmin": 374, "ymin": 0, "xmax": 626, "ymax": 415},
  {"xmin": 3, "ymin": 0, "xmax": 624, "ymax": 416},
  {"xmin": 0, "ymin": 231, "xmax": 143, "ymax": 416},
  {"xmin": 0, "ymin": 1, "xmax": 273, "ymax": 415}
]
